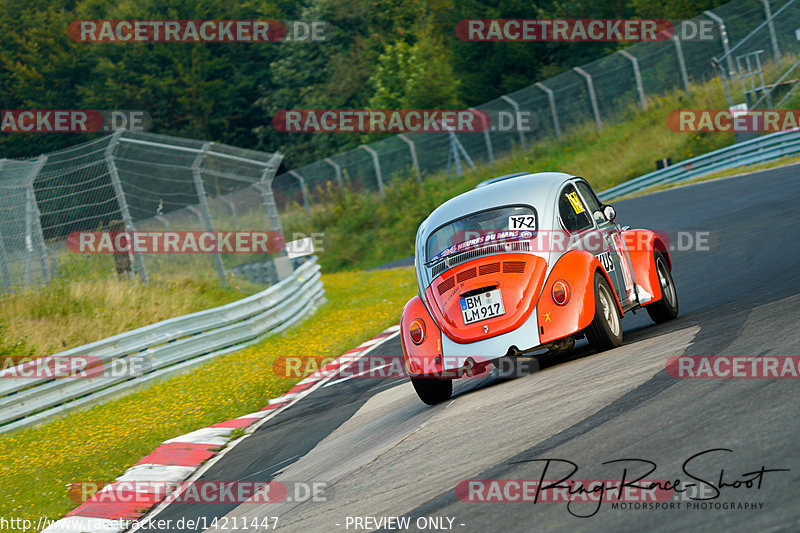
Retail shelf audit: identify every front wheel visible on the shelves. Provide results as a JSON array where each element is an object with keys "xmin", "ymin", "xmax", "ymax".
[
  {"xmin": 410, "ymin": 375, "xmax": 453, "ymax": 405},
  {"xmin": 585, "ymin": 272, "xmax": 623, "ymax": 352},
  {"xmin": 646, "ymin": 252, "xmax": 679, "ymax": 323}
]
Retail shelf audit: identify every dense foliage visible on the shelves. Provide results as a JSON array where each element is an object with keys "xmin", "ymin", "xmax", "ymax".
[{"xmin": 1, "ymin": 0, "xmax": 726, "ymax": 163}]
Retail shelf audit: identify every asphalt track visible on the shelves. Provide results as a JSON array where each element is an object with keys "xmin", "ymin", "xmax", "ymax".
[{"xmin": 148, "ymin": 165, "xmax": 800, "ymax": 532}]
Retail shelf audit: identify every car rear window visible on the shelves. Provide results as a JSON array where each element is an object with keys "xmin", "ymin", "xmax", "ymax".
[{"xmin": 426, "ymin": 205, "xmax": 536, "ymax": 261}]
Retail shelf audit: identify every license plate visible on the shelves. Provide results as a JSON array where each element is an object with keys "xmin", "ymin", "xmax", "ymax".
[{"xmin": 460, "ymin": 289, "xmax": 505, "ymax": 325}]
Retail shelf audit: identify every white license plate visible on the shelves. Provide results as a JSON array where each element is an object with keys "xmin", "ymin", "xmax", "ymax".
[{"xmin": 460, "ymin": 289, "xmax": 505, "ymax": 325}]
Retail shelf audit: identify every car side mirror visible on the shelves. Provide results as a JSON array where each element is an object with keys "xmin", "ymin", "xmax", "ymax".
[{"xmin": 603, "ymin": 205, "xmax": 616, "ymax": 222}]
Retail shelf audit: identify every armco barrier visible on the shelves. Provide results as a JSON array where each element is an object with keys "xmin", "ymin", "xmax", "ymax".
[
  {"xmin": 0, "ymin": 257, "xmax": 325, "ymax": 434},
  {"xmin": 599, "ymin": 128, "xmax": 800, "ymax": 201}
]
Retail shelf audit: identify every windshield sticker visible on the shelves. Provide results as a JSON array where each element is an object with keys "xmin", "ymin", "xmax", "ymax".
[
  {"xmin": 428, "ymin": 230, "xmax": 533, "ymax": 265},
  {"xmin": 566, "ymin": 191, "xmax": 585, "ymax": 214},
  {"xmin": 508, "ymin": 214, "xmax": 536, "ymax": 230}
]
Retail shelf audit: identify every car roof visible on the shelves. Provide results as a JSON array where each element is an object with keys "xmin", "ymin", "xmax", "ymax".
[{"xmin": 418, "ymin": 172, "xmax": 575, "ymax": 239}]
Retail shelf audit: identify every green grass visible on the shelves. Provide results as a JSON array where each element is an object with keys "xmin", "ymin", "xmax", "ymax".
[
  {"xmin": 0, "ymin": 267, "xmax": 417, "ymax": 524},
  {"xmin": 0, "ymin": 276, "xmax": 256, "ymax": 363}
]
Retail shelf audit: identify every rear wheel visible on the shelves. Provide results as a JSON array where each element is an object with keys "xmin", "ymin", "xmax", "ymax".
[
  {"xmin": 410, "ymin": 376, "xmax": 453, "ymax": 405},
  {"xmin": 585, "ymin": 272, "xmax": 623, "ymax": 352},
  {"xmin": 646, "ymin": 252, "xmax": 679, "ymax": 323}
]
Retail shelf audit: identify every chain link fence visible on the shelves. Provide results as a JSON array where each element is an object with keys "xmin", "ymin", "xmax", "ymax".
[
  {"xmin": 1, "ymin": 0, "xmax": 798, "ymax": 292},
  {"xmin": 0, "ymin": 130, "xmax": 283, "ymax": 291}
]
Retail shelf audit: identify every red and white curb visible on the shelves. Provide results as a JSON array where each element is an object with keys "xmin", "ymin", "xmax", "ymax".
[{"xmin": 43, "ymin": 324, "xmax": 401, "ymax": 533}]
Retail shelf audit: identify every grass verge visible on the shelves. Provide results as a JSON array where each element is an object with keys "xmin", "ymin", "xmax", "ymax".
[
  {"xmin": 0, "ymin": 266, "xmax": 416, "ymax": 522},
  {"xmin": 0, "ymin": 277, "xmax": 258, "ymax": 363}
]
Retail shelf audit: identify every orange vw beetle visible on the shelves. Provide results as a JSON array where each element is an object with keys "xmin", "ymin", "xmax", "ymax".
[{"xmin": 401, "ymin": 172, "xmax": 678, "ymax": 404}]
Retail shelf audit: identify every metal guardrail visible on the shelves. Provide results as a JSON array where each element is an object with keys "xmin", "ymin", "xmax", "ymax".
[
  {"xmin": 599, "ymin": 128, "xmax": 800, "ymax": 201},
  {"xmin": 0, "ymin": 258, "xmax": 325, "ymax": 434}
]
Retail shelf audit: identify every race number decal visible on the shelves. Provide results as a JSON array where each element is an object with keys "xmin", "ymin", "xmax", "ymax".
[
  {"xmin": 508, "ymin": 214, "xmax": 536, "ymax": 230},
  {"xmin": 565, "ymin": 192, "xmax": 585, "ymax": 214},
  {"xmin": 597, "ymin": 251, "xmax": 615, "ymax": 272}
]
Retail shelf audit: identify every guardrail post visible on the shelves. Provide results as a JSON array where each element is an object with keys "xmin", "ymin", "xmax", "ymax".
[
  {"xmin": 500, "ymin": 95, "xmax": 527, "ymax": 148},
  {"xmin": 289, "ymin": 170, "xmax": 312, "ymax": 214},
  {"xmin": 397, "ymin": 134, "xmax": 423, "ymax": 184},
  {"xmin": 535, "ymin": 82, "xmax": 562, "ymax": 141},
  {"xmin": 760, "ymin": 0, "xmax": 781, "ymax": 65},
  {"xmin": 573, "ymin": 67, "xmax": 603, "ymax": 131},
  {"xmin": 191, "ymin": 142, "xmax": 227, "ymax": 287},
  {"xmin": 704, "ymin": 11, "xmax": 735, "ymax": 77},
  {"xmin": 673, "ymin": 36, "xmax": 691, "ymax": 95},
  {"xmin": 359, "ymin": 145, "xmax": 386, "ymax": 199},
  {"xmin": 619, "ymin": 50, "xmax": 647, "ymax": 110},
  {"xmin": 105, "ymin": 130, "xmax": 147, "ymax": 283},
  {"xmin": 468, "ymin": 108, "xmax": 495, "ymax": 165},
  {"xmin": 324, "ymin": 157, "xmax": 344, "ymax": 188}
]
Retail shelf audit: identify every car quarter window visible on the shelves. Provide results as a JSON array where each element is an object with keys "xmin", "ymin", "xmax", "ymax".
[
  {"xmin": 558, "ymin": 183, "xmax": 593, "ymax": 233},
  {"xmin": 575, "ymin": 180, "xmax": 605, "ymax": 225}
]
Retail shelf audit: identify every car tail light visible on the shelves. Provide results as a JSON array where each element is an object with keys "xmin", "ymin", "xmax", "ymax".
[
  {"xmin": 552, "ymin": 280, "xmax": 570, "ymax": 305},
  {"xmin": 410, "ymin": 319, "xmax": 426, "ymax": 344}
]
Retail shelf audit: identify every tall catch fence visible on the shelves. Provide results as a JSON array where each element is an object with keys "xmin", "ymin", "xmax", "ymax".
[
  {"xmin": 274, "ymin": 0, "xmax": 800, "ymax": 211},
  {"xmin": 0, "ymin": 130, "xmax": 283, "ymax": 290},
  {"xmin": 1, "ymin": 0, "xmax": 798, "ymax": 291}
]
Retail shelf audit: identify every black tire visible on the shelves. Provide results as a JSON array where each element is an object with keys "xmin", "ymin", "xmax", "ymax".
[
  {"xmin": 646, "ymin": 251, "xmax": 679, "ymax": 323},
  {"xmin": 585, "ymin": 272, "xmax": 623, "ymax": 352},
  {"xmin": 410, "ymin": 375, "xmax": 453, "ymax": 405}
]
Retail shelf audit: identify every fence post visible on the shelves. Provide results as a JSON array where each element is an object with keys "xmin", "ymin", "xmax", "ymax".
[
  {"xmin": 673, "ymin": 36, "xmax": 691, "ymax": 95},
  {"xmin": 289, "ymin": 170, "xmax": 312, "ymax": 214},
  {"xmin": 468, "ymin": 108, "xmax": 494, "ymax": 165},
  {"xmin": 255, "ymin": 153, "xmax": 286, "ymax": 256},
  {"xmin": 704, "ymin": 10, "xmax": 735, "ymax": 77},
  {"xmin": 760, "ymin": 0, "xmax": 781, "ymax": 65},
  {"xmin": 397, "ymin": 134, "xmax": 423, "ymax": 184},
  {"xmin": 359, "ymin": 145, "xmax": 386, "ymax": 199},
  {"xmin": 500, "ymin": 95, "xmax": 527, "ymax": 148},
  {"xmin": 0, "ymin": 160, "xmax": 10, "ymax": 291},
  {"xmin": 191, "ymin": 142, "xmax": 227, "ymax": 287},
  {"xmin": 324, "ymin": 157, "xmax": 344, "ymax": 188},
  {"xmin": 535, "ymin": 82, "xmax": 562, "ymax": 141},
  {"xmin": 220, "ymin": 196, "xmax": 237, "ymax": 217},
  {"xmin": 155, "ymin": 215, "xmax": 171, "ymax": 230},
  {"xmin": 619, "ymin": 50, "xmax": 647, "ymax": 110},
  {"xmin": 574, "ymin": 67, "xmax": 603, "ymax": 131},
  {"xmin": 23, "ymin": 156, "xmax": 49, "ymax": 285},
  {"xmin": 105, "ymin": 130, "xmax": 147, "ymax": 283}
]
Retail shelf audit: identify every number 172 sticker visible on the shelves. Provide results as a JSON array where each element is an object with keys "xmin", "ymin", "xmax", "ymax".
[{"xmin": 508, "ymin": 214, "xmax": 536, "ymax": 230}]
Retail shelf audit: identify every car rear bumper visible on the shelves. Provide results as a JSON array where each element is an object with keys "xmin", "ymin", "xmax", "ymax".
[{"xmin": 439, "ymin": 308, "xmax": 541, "ymax": 370}]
